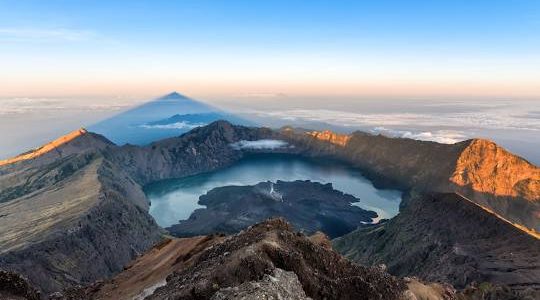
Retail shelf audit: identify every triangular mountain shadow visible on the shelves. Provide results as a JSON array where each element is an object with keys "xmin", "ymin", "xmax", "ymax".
[{"xmin": 89, "ymin": 92, "xmax": 253, "ymax": 145}]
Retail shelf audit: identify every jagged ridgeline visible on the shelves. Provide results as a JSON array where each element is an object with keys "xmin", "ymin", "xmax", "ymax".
[{"xmin": 0, "ymin": 120, "xmax": 539, "ymax": 298}]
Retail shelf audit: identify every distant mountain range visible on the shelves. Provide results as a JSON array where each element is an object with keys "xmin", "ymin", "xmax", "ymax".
[{"xmin": 89, "ymin": 92, "xmax": 252, "ymax": 145}]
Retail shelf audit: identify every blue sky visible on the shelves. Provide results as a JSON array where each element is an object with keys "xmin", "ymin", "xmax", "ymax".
[{"xmin": 1, "ymin": 0, "xmax": 539, "ymax": 98}]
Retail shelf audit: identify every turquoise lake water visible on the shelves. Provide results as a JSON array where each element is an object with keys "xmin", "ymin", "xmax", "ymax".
[{"xmin": 145, "ymin": 154, "xmax": 402, "ymax": 227}]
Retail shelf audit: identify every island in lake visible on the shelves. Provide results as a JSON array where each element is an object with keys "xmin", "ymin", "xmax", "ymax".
[{"xmin": 167, "ymin": 180, "xmax": 377, "ymax": 238}]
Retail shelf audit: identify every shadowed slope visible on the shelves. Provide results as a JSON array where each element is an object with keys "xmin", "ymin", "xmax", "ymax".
[
  {"xmin": 333, "ymin": 192, "xmax": 540, "ymax": 292},
  {"xmin": 0, "ymin": 132, "xmax": 162, "ymax": 294}
]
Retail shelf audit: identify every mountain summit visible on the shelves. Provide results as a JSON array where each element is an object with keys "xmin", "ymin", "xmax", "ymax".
[
  {"xmin": 0, "ymin": 128, "xmax": 112, "ymax": 168},
  {"xmin": 156, "ymin": 91, "xmax": 187, "ymax": 100}
]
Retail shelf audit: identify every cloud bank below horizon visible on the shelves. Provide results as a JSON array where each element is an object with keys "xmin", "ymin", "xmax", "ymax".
[{"xmin": 230, "ymin": 139, "xmax": 289, "ymax": 150}]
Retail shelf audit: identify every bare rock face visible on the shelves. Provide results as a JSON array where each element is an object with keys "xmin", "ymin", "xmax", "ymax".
[
  {"xmin": 451, "ymin": 139, "xmax": 540, "ymax": 200},
  {"xmin": 108, "ymin": 120, "xmax": 281, "ymax": 185},
  {"xmin": 0, "ymin": 270, "xmax": 41, "ymax": 300},
  {"xmin": 333, "ymin": 192, "xmax": 540, "ymax": 293},
  {"xmin": 281, "ymin": 128, "xmax": 540, "ymax": 232},
  {"xmin": 149, "ymin": 218, "xmax": 407, "ymax": 300},
  {"xmin": 211, "ymin": 268, "xmax": 311, "ymax": 300},
  {"xmin": 450, "ymin": 139, "xmax": 540, "ymax": 231},
  {"xmin": 306, "ymin": 130, "xmax": 350, "ymax": 146},
  {"xmin": 0, "ymin": 132, "xmax": 163, "ymax": 295},
  {"xmin": 0, "ymin": 130, "xmax": 114, "ymax": 204}
]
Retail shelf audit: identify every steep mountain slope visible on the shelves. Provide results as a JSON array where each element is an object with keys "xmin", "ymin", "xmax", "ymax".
[
  {"xmin": 281, "ymin": 128, "xmax": 540, "ymax": 231},
  {"xmin": 108, "ymin": 120, "xmax": 280, "ymax": 185},
  {"xmin": 0, "ymin": 131, "xmax": 163, "ymax": 294},
  {"xmin": 333, "ymin": 192, "xmax": 540, "ymax": 293},
  {"xmin": 0, "ymin": 129, "xmax": 114, "ymax": 204},
  {"xmin": 60, "ymin": 236, "xmax": 224, "ymax": 300},
  {"xmin": 450, "ymin": 139, "xmax": 540, "ymax": 230},
  {"xmin": 149, "ymin": 218, "xmax": 407, "ymax": 300}
]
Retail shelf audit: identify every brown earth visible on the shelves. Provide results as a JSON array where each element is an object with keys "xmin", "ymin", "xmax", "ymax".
[{"xmin": 59, "ymin": 235, "xmax": 223, "ymax": 300}]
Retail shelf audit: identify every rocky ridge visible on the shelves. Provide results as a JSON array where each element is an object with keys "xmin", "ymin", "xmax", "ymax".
[
  {"xmin": 149, "ymin": 218, "xmax": 407, "ymax": 300},
  {"xmin": 0, "ymin": 270, "xmax": 41, "ymax": 300},
  {"xmin": 280, "ymin": 128, "xmax": 540, "ymax": 232},
  {"xmin": 0, "ymin": 131, "xmax": 163, "ymax": 294},
  {"xmin": 333, "ymin": 192, "xmax": 540, "ymax": 295},
  {"xmin": 57, "ymin": 218, "xmax": 525, "ymax": 300},
  {"xmin": 0, "ymin": 128, "xmax": 91, "ymax": 167}
]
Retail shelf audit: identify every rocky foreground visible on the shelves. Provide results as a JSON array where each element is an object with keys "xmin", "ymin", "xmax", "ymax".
[
  {"xmin": 12, "ymin": 218, "xmax": 531, "ymax": 300},
  {"xmin": 56, "ymin": 219, "xmax": 423, "ymax": 300},
  {"xmin": 168, "ymin": 180, "xmax": 377, "ymax": 238}
]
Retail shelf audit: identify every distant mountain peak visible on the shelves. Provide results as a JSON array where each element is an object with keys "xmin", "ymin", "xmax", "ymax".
[{"xmin": 157, "ymin": 91, "xmax": 189, "ymax": 101}]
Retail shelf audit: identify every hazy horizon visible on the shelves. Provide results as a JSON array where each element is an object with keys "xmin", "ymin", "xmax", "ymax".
[{"xmin": 1, "ymin": 92, "xmax": 539, "ymax": 167}]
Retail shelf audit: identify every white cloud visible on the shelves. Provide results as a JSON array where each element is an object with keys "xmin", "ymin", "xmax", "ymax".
[
  {"xmin": 0, "ymin": 97, "xmax": 132, "ymax": 115},
  {"xmin": 230, "ymin": 139, "xmax": 289, "ymax": 150},
  {"xmin": 0, "ymin": 28, "xmax": 98, "ymax": 42},
  {"xmin": 139, "ymin": 121, "xmax": 205, "ymax": 130},
  {"xmin": 371, "ymin": 127, "xmax": 468, "ymax": 144},
  {"xmin": 253, "ymin": 108, "xmax": 540, "ymax": 132}
]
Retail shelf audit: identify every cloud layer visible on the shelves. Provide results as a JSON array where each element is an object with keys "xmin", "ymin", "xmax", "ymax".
[
  {"xmin": 371, "ymin": 127, "xmax": 468, "ymax": 144},
  {"xmin": 0, "ymin": 97, "xmax": 133, "ymax": 116},
  {"xmin": 253, "ymin": 108, "xmax": 540, "ymax": 132},
  {"xmin": 139, "ymin": 121, "xmax": 205, "ymax": 130},
  {"xmin": 230, "ymin": 139, "xmax": 289, "ymax": 150}
]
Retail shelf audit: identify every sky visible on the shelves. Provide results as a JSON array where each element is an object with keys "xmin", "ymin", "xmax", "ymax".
[{"xmin": 1, "ymin": 0, "xmax": 540, "ymax": 99}]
